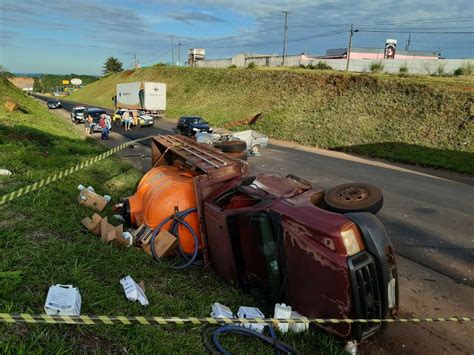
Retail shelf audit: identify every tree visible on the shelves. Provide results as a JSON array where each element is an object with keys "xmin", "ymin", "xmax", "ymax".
[
  {"xmin": 102, "ymin": 57, "xmax": 123, "ymax": 76},
  {"xmin": 33, "ymin": 78, "xmax": 42, "ymax": 92}
]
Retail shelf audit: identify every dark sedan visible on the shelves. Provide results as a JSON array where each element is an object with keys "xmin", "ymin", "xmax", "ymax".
[
  {"xmin": 84, "ymin": 108, "xmax": 108, "ymax": 133},
  {"xmin": 47, "ymin": 99, "xmax": 62, "ymax": 109},
  {"xmin": 177, "ymin": 116, "xmax": 212, "ymax": 136}
]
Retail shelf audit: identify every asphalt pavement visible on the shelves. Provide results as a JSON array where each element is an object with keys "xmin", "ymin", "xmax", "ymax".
[{"xmin": 34, "ymin": 94, "xmax": 474, "ymax": 287}]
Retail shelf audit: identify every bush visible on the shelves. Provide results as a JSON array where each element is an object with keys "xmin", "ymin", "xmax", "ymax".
[
  {"xmin": 154, "ymin": 63, "xmax": 167, "ymax": 67},
  {"xmin": 228, "ymin": 64, "xmax": 237, "ymax": 69},
  {"xmin": 435, "ymin": 63, "xmax": 446, "ymax": 76},
  {"xmin": 453, "ymin": 67, "xmax": 464, "ymax": 76},
  {"xmin": 315, "ymin": 61, "xmax": 332, "ymax": 70},
  {"xmin": 299, "ymin": 64, "xmax": 306, "ymax": 68},
  {"xmin": 306, "ymin": 64, "xmax": 315, "ymax": 70},
  {"xmin": 246, "ymin": 62, "xmax": 257, "ymax": 69},
  {"xmin": 454, "ymin": 61, "xmax": 474, "ymax": 76},
  {"xmin": 370, "ymin": 61, "xmax": 384, "ymax": 73},
  {"xmin": 399, "ymin": 64, "xmax": 408, "ymax": 74}
]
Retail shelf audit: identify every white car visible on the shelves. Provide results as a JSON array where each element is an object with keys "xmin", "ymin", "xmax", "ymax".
[{"xmin": 71, "ymin": 106, "xmax": 86, "ymax": 123}]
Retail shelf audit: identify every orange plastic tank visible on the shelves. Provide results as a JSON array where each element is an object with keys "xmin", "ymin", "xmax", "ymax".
[{"xmin": 126, "ymin": 166, "xmax": 202, "ymax": 254}]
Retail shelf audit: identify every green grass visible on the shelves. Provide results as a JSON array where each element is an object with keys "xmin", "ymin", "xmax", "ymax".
[
  {"xmin": 0, "ymin": 78, "xmax": 344, "ymax": 353},
  {"xmin": 68, "ymin": 66, "xmax": 474, "ymax": 174}
]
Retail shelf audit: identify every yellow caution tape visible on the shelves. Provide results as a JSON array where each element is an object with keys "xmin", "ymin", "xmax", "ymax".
[
  {"xmin": 0, "ymin": 314, "xmax": 471, "ymax": 325},
  {"xmin": 0, "ymin": 136, "xmax": 152, "ymax": 206}
]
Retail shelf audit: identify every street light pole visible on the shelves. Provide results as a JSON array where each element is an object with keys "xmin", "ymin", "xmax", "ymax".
[
  {"xmin": 171, "ymin": 35, "xmax": 175, "ymax": 66},
  {"xmin": 282, "ymin": 11, "xmax": 291, "ymax": 66},
  {"xmin": 345, "ymin": 24, "xmax": 358, "ymax": 72}
]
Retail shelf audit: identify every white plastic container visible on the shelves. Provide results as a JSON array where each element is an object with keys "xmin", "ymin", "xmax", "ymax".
[
  {"xmin": 274, "ymin": 303, "xmax": 292, "ymax": 333},
  {"xmin": 211, "ymin": 302, "xmax": 234, "ymax": 319},
  {"xmin": 44, "ymin": 284, "xmax": 81, "ymax": 316},
  {"xmin": 237, "ymin": 306, "xmax": 266, "ymax": 333},
  {"xmin": 289, "ymin": 311, "xmax": 309, "ymax": 333}
]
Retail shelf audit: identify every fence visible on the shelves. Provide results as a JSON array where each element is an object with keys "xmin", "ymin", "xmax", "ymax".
[{"xmin": 196, "ymin": 55, "xmax": 473, "ymax": 75}]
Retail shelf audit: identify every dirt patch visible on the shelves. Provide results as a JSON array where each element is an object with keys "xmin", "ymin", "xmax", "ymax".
[{"xmin": 362, "ymin": 257, "xmax": 474, "ymax": 354}]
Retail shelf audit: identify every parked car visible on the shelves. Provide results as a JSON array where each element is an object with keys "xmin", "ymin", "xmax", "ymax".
[
  {"xmin": 113, "ymin": 109, "xmax": 154, "ymax": 127},
  {"xmin": 47, "ymin": 99, "xmax": 62, "ymax": 109},
  {"xmin": 177, "ymin": 116, "xmax": 212, "ymax": 136},
  {"xmin": 84, "ymin": 108, "xmax": 108, "ymax": 133},
  {"xmin": 70, "ymin": 106, "xmax": 86, "ymax": 124}
]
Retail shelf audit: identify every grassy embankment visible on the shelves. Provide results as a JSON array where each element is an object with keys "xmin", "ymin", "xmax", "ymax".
[
  {"xmin": 69, "ymin": 66, "xmax": 474, "ymax": 174},
  {"xmin": 0, "ymin": 78, "xmax": 342, "ymax": 353}
]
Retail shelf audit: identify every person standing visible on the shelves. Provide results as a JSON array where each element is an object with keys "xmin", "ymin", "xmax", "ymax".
[
  {"xmin": 99, "ymin": 114, "xmax": 107, "ymax": 139},
  {"xmin": 85, "ymin": 114, "xmax": 93, "ymax": 135},
  {"xmin": 132, "ymin": 110, "xmax": 139, "ymax": 128},
  {"xmin": 123, "ymin": 110, "xmax": 131, "ymax": 131},
  {"xmin": 104, "ymin": 114, "xmax": 112, "ymax": 140}
]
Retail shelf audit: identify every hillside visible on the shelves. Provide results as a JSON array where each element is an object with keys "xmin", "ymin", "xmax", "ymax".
[{"xmin": 69, "ymin": 66, "xmax": 474, "ymax": 174}]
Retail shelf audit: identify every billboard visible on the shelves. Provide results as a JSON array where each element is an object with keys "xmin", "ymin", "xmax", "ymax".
[
  {"xmin": 384, "ymin": 39, "xmax": 397, "ymax": 59},
  {"xmin": 62, "ymin": 80, "xmax": 70, "ymax": 85},
  {"xmin": 71, "ymin": 78, "xmax": 82, "ymax": 85}
]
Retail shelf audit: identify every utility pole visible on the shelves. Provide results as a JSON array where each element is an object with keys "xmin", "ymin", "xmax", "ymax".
[
  {"xmin": 133, "ymin": 52, "xmax": 137, "ymax": 69},
  {"xmin": 345, "ymin": 24, "xmax": 358, "ymax": 72},
  {"xmin": 281, "ymin": 11, "xmax": 290, "ymax": 66},
  {"xmin": 405, "ymin": 33, "xmax": 411, "ymax": 51},
  {"xmin": 178, "ymin": 41, "xmax": 182, "ymax": 66},
  {"xmin": 171, "ymin": 35, "xmax": 175, "ymax": 66}
]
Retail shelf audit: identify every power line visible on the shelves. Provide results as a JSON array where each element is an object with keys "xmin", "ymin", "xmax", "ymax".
[{"xmin": 360, "ymin": 29, "xmax": 474, "ymax": 34}]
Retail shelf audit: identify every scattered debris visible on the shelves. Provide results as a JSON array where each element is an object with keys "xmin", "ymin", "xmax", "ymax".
[
  {"xmin": 81, "ymin": 213, "xmax": 102, "ymax": 236},
  {"xmin": 77, "ymin": 187, "xmax": 109, "ymax": 212},
  {"xmin": 0, "ymin": 169, "xmax": 12, "ymax": 176},
  {"xmin": 345, "ymin": 340, "xmax": 358, "ymax": 355},
  {"xmin": 274, "ymin": 303, "xmax": 292, "ymax": 333},
  {"xmin": 289, "ymin": 311, "xmax": 309, "ymax": 333},
  {"xmin": 237, "ymin": 306, "xmax": 266, "ymax": 333},
  {"xmin": 44, "ymin": 284, "xmax": 81, "ymax": 316},
  {"xmin": 211, "ymin": 302, "xmax": 234, "ymax": 319},
  {"xmin": 120, "ymin": 276, "xmax": 149, "ymax": 306},
  {"xmin": 100, "ymin": 216, "xmax": 126, "ymax": 245},
  {"xmin": 223, "ymin": 112, "xmax": 263, "ymax": 128}
]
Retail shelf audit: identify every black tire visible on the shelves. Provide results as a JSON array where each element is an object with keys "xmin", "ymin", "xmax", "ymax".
[
  {"xmin": 324, "ymin": 183, "xmax": 383, "ymax": 214},
  {"xmin": 221, "ymin": 140, "xmax": 247, "ymax": 153},
  {"xmin": 213, "ymin": 142, "xmax": 223, "ymax": 150}
]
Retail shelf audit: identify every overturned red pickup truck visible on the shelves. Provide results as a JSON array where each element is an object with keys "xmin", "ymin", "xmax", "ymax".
[{"xmin": 121, "ymin": 135, "xmax": 399, "ymax": 341}]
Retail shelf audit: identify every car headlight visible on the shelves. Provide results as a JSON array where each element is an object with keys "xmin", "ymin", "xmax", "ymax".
[
  {"xmin": 192, "ymin": 128, "xmax": 199, "ymax": 131},
  {"xmin": 340, "ymin": 223, "xmax": 363, "ymax": 256}
]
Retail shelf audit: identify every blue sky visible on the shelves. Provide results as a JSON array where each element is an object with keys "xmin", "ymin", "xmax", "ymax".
[{"xmin": 1, "ymin": 0, "xmax": 473, "ymax": 75}]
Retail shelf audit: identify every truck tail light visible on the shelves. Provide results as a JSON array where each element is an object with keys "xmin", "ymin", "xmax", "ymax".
[{"xmin": 340, "ymin": 223, "xmax": 364, "ymax": 256}]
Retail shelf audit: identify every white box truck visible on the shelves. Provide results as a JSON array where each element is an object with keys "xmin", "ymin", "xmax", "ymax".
[{"xmin": 115, "ymin": 82, "xmax": 166, "ymax": 117}]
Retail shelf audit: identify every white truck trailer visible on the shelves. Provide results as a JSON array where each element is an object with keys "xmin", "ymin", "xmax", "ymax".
[{"xmin": 115, "ymin": 82, "xmax": 166, "ymax": 117}]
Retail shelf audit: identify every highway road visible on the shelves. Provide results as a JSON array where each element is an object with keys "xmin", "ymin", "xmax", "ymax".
[{"xmin": 34, "ymin": 94, "xmax": 474, "ymax": 287}]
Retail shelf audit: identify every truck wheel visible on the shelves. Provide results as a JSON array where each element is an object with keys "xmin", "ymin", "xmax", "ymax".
[
  {"xmin": 221, "ymin": 140, "xmax": 247, "ymax": 153},
  {"xmin": 250, "ymin": 144, "xmax": 261, "ymax": 154},
  {"xmin": 324, "ymin": 183, "xmax": 383, "ymax": 214}
]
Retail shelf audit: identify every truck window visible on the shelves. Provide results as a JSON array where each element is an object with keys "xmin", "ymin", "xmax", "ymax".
[{"xmin": 227, "ymin": 212, "xmax": 282, "ymax": 295}]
